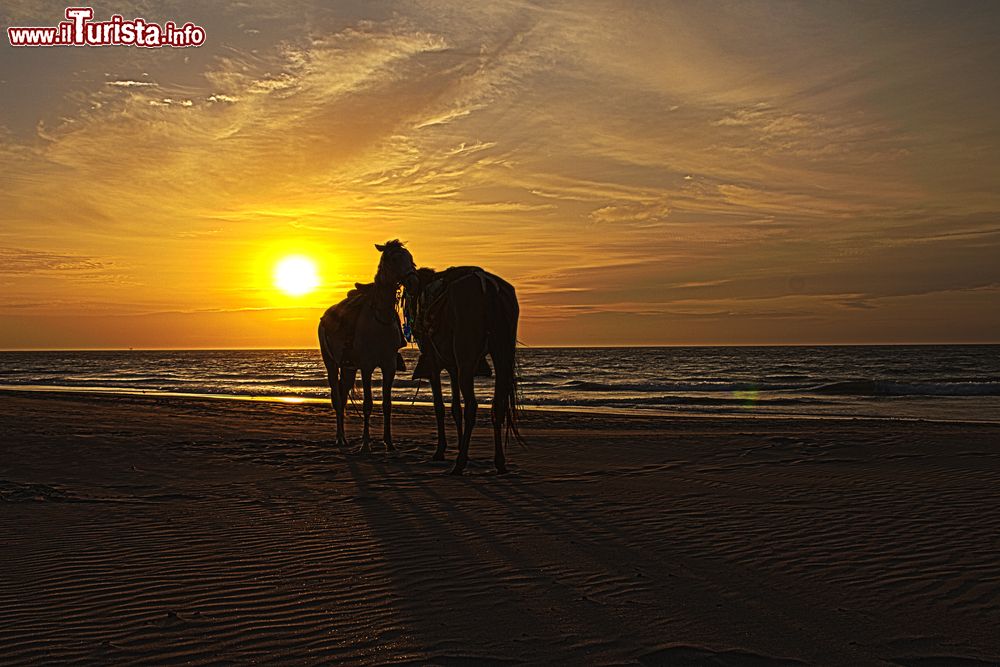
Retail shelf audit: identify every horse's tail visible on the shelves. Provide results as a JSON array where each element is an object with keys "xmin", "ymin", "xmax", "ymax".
[
  {"xmin": 318, "ymin": 321, "xmax": 339, "ymax": 400},
  {"xmin": 488, "ymin": 278, "xmax": 526, "ymax": 449},
  {"xmin": 318, "ymin": 320, "xmax": 334, "ymax": 369},
  {"xmin": 507, "ymin": 342, "xmax": 526, "ymax": 449}
]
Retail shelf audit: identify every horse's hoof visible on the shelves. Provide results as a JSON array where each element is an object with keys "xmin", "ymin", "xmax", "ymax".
[
  {"xmin": 431, "ymin": 452, "xmax": 446, "ymax": 462},
  {"xmin": 353, "ymin": 446, "xmax": 371, "ymax": 456},
  {"xmin": 495, "ymin": 465, "xmax": 509, "ymax": 475},
  {"xmin": 448, "ymin": 466, "xmax": 465, "ymax": 476}
]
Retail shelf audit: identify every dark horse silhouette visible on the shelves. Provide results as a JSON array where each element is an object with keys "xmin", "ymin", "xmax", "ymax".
[
  {"xmin": 403, "ymin": 265, "xmax": 524, "ymax": 474},
  {"xmin": 318, "ymin": 241, "xmax": 415, "ymax": 452}
]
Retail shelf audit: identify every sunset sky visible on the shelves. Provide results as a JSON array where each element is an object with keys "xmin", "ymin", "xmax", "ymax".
[{"xmin": 2, "ymin": 1, "xmax": 999, "ymax": 348}]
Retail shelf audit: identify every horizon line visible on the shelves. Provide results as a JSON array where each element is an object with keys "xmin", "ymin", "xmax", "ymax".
[{"xmin": 2, "ymin": 341, "xmax": 1000, "ymax": 353}]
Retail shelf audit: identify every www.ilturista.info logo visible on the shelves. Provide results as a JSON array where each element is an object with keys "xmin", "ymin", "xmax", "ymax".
[{"xmin": 7, "ymin": 7, "xmax": 205, "ymax": 47}]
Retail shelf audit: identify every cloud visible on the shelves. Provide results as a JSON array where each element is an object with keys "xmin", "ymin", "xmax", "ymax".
[
  {"xmin": 414, "ymin": 107, "xmax": 475, "ymax": 129},
  {"xmin": 1, "ymin": 1, "xmax": 999, "ymax": 345},
  {"xmin": 589, "ymin": 198, "xmax": 670, "ymax": 225},
  {"xmin": 0, "ymin": 247, "xmax": 113, "ymax": 276},
  {"xmin": 148, "ymin": 98, "xmax": 194, "ymax": 107},
  {"xmin": 106, "ymin": 80, "xmax": 157, "ymax": 88}
]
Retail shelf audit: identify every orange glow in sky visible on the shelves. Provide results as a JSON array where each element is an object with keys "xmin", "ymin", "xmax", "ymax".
[{"xmin": 1, "ymin": 2, "xmax": 999, "ymax": 349}]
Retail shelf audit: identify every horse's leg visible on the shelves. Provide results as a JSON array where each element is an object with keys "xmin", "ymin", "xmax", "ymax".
[
  {"xmin": 490, "ymin": 361, "xmax": 510, "ymax": 474},
  {"xmin": 338, "ymin": 367, "xmax": 356, "ymax": 446},
  {"xmin": 324, "ymin": 358, "xmax": 346, "ymax": 446},
  {"xmin": 448, "ymin": 370, "xmax": 463, "ymax": 446},
  {"xmin": 450, "ymin": 369, "xmax": 477, "ymax": 475},
  {"xmin": 381, "ymin": 366, "xmax": 396, "ymax": 453},
  {"xmin": 358, "ymin": 369, "xmax": 373, "ymax": 454},
  {"xmin": 332, "ymin": 366, "xmax": 347, "ymax": 447},
  {"xmin": 429, "ymin": 371, "xmax": 448, "ymax": 460}
]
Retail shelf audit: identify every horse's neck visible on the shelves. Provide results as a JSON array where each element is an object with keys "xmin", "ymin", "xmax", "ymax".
[{"xmin": 368, "ymin": 282, "xmax": 397, "ymax": 319}]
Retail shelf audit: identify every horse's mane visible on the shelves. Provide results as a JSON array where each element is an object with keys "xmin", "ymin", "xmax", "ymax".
[{"xmin": 415, "ymin": 267, "xmax": 437, "ymax": 288}]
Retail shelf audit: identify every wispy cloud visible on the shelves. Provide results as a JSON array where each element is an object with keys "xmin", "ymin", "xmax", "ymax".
[
  {"xmin": 0, "ymin": 247, "xmax": 113, "ymax": 275},
  {"xmin": 1, "ymin": 0, "xmax": 999, "ymax": 345},
  {"xmin": 106, "ymin": 80, "xmax": 157, "ymax": 88}
]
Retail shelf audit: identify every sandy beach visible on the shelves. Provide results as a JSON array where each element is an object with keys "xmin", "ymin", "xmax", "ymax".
[{"xmin": 1, "ymin": 391, "xmax": 998, "ymax": 665}]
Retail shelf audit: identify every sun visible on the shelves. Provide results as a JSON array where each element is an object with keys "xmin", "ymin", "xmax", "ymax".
[{"xmin": 274, "ymin": 255, "xmax": 320, "ymax": 296}]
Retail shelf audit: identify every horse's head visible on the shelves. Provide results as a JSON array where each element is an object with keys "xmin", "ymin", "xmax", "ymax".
[{"xmin": 375, "ymin": 239, "xmax": 417, "ymax": 292}]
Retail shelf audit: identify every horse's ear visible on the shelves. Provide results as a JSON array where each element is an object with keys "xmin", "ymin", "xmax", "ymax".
[{"xmin": 375, "ymin": 243, "xmax": 386, "ymax": 252}]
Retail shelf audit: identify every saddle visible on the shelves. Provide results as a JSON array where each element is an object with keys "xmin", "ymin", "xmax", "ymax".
[
  {"xmin": 407, "ymin": 267, "xmax": 493, "ymax": 380},
  {"xmin": 320, "ymin": 283, "xmax": 405, "ymax": 371}
]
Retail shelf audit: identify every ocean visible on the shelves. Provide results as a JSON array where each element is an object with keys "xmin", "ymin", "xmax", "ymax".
[{"xmin": 1, "ymin": 345, "xmax": 999, "ymax": 423}]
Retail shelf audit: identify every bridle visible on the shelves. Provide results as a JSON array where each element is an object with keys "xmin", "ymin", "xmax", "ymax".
[
  {"xmin": 375, "ymin": 248, "xmax": 414, "ymax": 287},
  {"xmin": 373, "ymin": 248, "xmax": 417, "ymax": 326}
]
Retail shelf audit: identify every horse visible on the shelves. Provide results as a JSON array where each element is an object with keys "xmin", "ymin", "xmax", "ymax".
[
  {"xmin": 403, "ymin": 265, "xmax": 523, "ymax": 474},
  {"xmin": 318, "ymin": 241, "xmax": 416, "ymax": 453}
]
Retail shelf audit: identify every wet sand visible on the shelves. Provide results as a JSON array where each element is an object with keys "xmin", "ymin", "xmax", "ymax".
[{"xmin": 1, "ymin": 391, "xmax": 999, "ymax": 665}]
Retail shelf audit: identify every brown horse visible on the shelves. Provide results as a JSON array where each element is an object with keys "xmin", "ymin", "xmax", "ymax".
[
  {"xmin": 403, "ymin": 266, "xmax": 523, "ymax": 474},
  {"xmin": 318, "ymin": 241, "xmax": 415, "ymax": 452}
]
